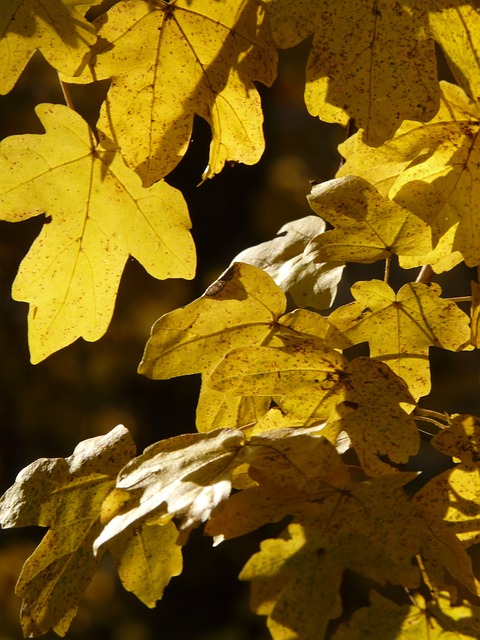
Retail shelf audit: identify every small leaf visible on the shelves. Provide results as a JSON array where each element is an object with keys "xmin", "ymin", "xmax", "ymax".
[{"xmin": 107, "ymin": 517, "xmax": 182, "ymax": 608}]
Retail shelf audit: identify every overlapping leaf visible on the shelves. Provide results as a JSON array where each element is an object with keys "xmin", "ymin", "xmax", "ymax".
[
  {"xmin": 0, "ymin": 103, "xmax": 195, "ymax": 363},
  {"xmin": 66, "ymin": 0, "xmax": 277, "ymax": 185},
  {"xmin": 265, "ymin": 0, "xmax": 439, "ymax": 145},
  {"xmin": 306, "ymin": 176, "xmax": 433, "ymax": 263},
  {"xmin": 138, "ymin": 262, "xmax": 286, "ymax": 380},
  {"xmin": 333, "ymin": 590, "xmax": 480, "ymax": 640},
  {"xmin": 0, "ymin": 0, "xmax": 97, "ymax": 95},
  {"xmin": 339, "ymin": 82, "xmax": 480, "ymax": 266},
  {"xmin": 327, "ymin": 280, "xmax": 471, "ymax": 399},
  {"xmin": 0, "ymin": 426, "xmax": 136, "ymax": 637},
  {"xmin": 240, "ymin": 473, "xmax": 422, "ymax": 639},
  {"xmin": 233, "ymin": 216, "xmax": 344, "ymax": 309},
  {"xmin": 209, "ymin": 333, "xmax": 418, "ymax": 474}
]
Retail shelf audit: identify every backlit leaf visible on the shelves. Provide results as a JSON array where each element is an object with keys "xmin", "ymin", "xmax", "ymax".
[
  {"xmin": 0, "ymin": 426, "xmax": 136, "ymax": 637},
  {"xmin": 333, "ymin": 590, "xmax": 480, "ymax": 640},
  {"xmin": 327, "ymin": 280, "xmax": 471, "ymax": 399},
  {"xmin": 432, "ymin": 414, "xmax": 480, "ymax": 469},
  {"xmin": 339, "ymin": 82, "xmax": 480, "ymax": 266},
  {"xmin": 68, "ymin": 0, "xmax": 277, "ymax": 185},
  {"xmin": 307, "ymin": 176, "xmax": 433, "ymax": 263},
  {"xmin": 138, "ymin": 263, "xmax": 286, "ymax": 380},
  {"xmin": 266, "ymin": 0, "xmax": 439, "ymax": 145},
  {"xmin": 107, "ymin": 517, "xmax": 182, "ymax": 608},
  {"xmin": 0, "ymin": 0, "xmax": 96, "ymax": 95},
  {"xmin": 0, "ymin": 104, "xmax": 195, "ymax": 363},
  {"xmin": 429, "ymin": 0, "xmax": 480, "ymax": 101},
  {"xmin": 196, "ymin": 381, "xmax": 270, "ymax": 432},
  {"xmin": 240, "ymin": 524, "xmax": 344, "ymax": 640}
]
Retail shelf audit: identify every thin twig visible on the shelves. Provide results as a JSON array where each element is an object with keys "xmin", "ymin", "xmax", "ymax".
[
  {"xmin": 446, "ymin": 296, "xmax": 472, "ymax": 303},
  {"xmin": 416, "ymin": 264, "xmax": 434, "ymax": 283},
  {"xmin": 384, "ymin": 256, "xmax": 391, "ymax": 283}
]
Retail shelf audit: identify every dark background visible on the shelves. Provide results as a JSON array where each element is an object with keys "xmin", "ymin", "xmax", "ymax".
[{"xmin": 0, "ymin": 26, "xmax": 479, "ymax": 640}]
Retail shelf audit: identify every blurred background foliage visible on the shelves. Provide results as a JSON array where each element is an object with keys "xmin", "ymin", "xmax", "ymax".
[{"xmin": 0, "ymin": 24, "xmax": 479, "ymax": 640}]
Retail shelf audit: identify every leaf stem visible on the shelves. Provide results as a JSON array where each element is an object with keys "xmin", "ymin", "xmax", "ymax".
[
  {"xmin": 384, "ymin": 256, "xmax": 391, "ymax": 283},
  {"xmin": 446, "ymin": 296, "xmax": 472, "ymax": 303},
  {"xmin": 412, "ymin": 407, "xmax": 450, "ymax": 431},
  {"xmin": 415, "ymin": 264, "xmax": 434, "ymax": 283}
]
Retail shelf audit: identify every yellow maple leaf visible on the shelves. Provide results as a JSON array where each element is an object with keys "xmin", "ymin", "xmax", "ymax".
[
  {"xmin": 0, "ymin": 103, "xmax": 195, "ymax": 363},
  {"xmin": 327, "ymin": 280, "xmax": 471, "ymax": 399},
  {"xmin": 106, "ymin": 517, "xmax": 183, "ymax": 609},
  {"xmin": 307, "ymin": 176, "xmax": 433, "ymax": 263},
  {"xmin": 265, "ymin": 0, "xmax": 439, "ymax": 145},
  {"xmin": 138, "ymin": 262, "xmax": 286, "ymax": 380},
  {"xmin": 0, "ymin": 0, "xmax": 97, "ymax": 95},
  {"xmin": 429, "ymin": 0, "xmax": 480, "ymax": 102},
  {"xmin": 240, "ymin": 524, "xmax": 344, "ymax": 640},
  {"xmin": 339, "ymin": 82, "xmax": 480, "ymax": 266},
  {"xmin": 66, "ymin": 0, "xmax": 277, "ymax": 185},
  {"xmin": 196, "ymin": 382, "xmax": 270, "ymax": 432},
  {"xmin": 0, "ymin": 425, "xmax": 136, "ymax": 637},
  {"xmin": 333, "ymin": 590, "xmax": 480, "ymax": 640}
]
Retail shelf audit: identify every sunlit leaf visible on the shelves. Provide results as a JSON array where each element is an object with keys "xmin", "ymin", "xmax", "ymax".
[
  {"xmin": 266, "ymin": 0, "xmax": 439, "ymax": 145},
  {"xmin": 0, "ymin": 0, "xmax": 96, "ymax": 95},
  {"xmin": 233, "ymin": 216, "xmax": 344, "ymax": 309},
  {"xmin": 339, "ymin": 82, "xmax": 480, "ymax": 266},
  {"xmin": 0, "ymin": 104, "xmax": 195, "ymax": 363},
  {"xmin": 138, "ymin": 263, "xmax": 286, "ymax": 380},
  {"xmin": 333, "ymin": 590, "xmax": 480, "ymax": 640},
  {"xmin": 429, "ymin": 0, "xmax": 480, "ymax": 102},
  {"xmin": 327, "ymin": 280, "xmax": 471, "ymax": 399},
  {"xmin": 240, "ymin": 524, "xmax": 343, "ymax": 640},
  {"xmin": 107, "ymin": 517, "xmax": 182, "ymax": 608},
  {"xmin": 196, "ymin": 381, "xmax": 270, "ymax": 432},
  {"xmin": 67, "ymin": 0, "xmax": 277, "ymax": 185},
  {"xmin": 0, "ymin": 426, "xmax": 136, "ymax": 637},
  {"xmin": 307, "ymin": 176, "xmax": 433, "ymax": 263}
]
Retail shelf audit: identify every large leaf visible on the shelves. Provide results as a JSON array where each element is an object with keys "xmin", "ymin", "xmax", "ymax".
[
  {"xmin": 138, "ymin": 262, "xmax": 286, "ymax": 380},
  {"xmin": 327, "ymin": 280, "xmax": 471, "ymax": 399},
  {"xmin": 265, "ymin": 0, "xmax": 439, "ymax": 145},
  {"xmin": 0, "ymin": 426, "xmax": 136, "ymax": 637},
  {"xmin": 0, "ymin": 0, "xmax": 97, "ymax": 94},
  {"xmin": 66, "ymin": 0, "xmax": 277, "ymax": 185},
  {"xmin": 0, "ymin": 104, "xmax": 195, "ymax": 363},
  {"xmin": 339, "ymin": 82, "xmax": 480, "ymax": 267}
]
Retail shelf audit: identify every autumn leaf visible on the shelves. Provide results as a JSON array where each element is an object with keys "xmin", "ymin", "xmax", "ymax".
[
  {"xmin": 0, "ymin": 426, "xmax": 136, "ymax": 637},
  {"xmin": 210, "ymin": 331, "xmax": 418, "ymax": 474},
  {"xmin": 0, "ymin": 0, "xmax": 97, "ymax": 95},
  {"xmin": 432, "ymin": 414, "xmax": 480, "ymax": 469},
  {"xmin": 93, "ymin": 429, "xmax": 247, "ymax": 549},
  {"xmin": 428, "ymin": 0, "xmax": 480, "ymax": 102},
  {"xmin": 106, "ymin": 517, "xmax": 183, "ymax": 608},
  {"xmin": 306, "ymin": 176, "xmax": 433, "ymax": 263},
  {"xmin": 196, "ymin": 382, "xmax": 270, "ymax": 432},
  {"xmin": 66, "ymin": 0, "xmax": 277, "ymax": 185},
  {"xmin": 333, "ymin": 590, "xmax": 480, "ymax": 640},
  {"xmin": 138, "ymin": 262, "xmax": 286, "ymax": 380},
  {"xmin": 0, "ymin": 103, "xmax": 195, "ymax": 363},
  {"xmin": 327, "ymin": 280, "xmax": 471, "ymax": 399},
  {"xmin": 265, "ymin": 0, "xmax": 439, "ymax": 145},
  {"xmin": 233, "ymin": 216, "xmax": 344, "ymax": 309},
  {"xmin": 339, "ymin": 82, "xmax": 480, "ymax": 266},
  {"xmin": 241, "ymin": 524, "xmax": 344, "ymax": 640}
]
